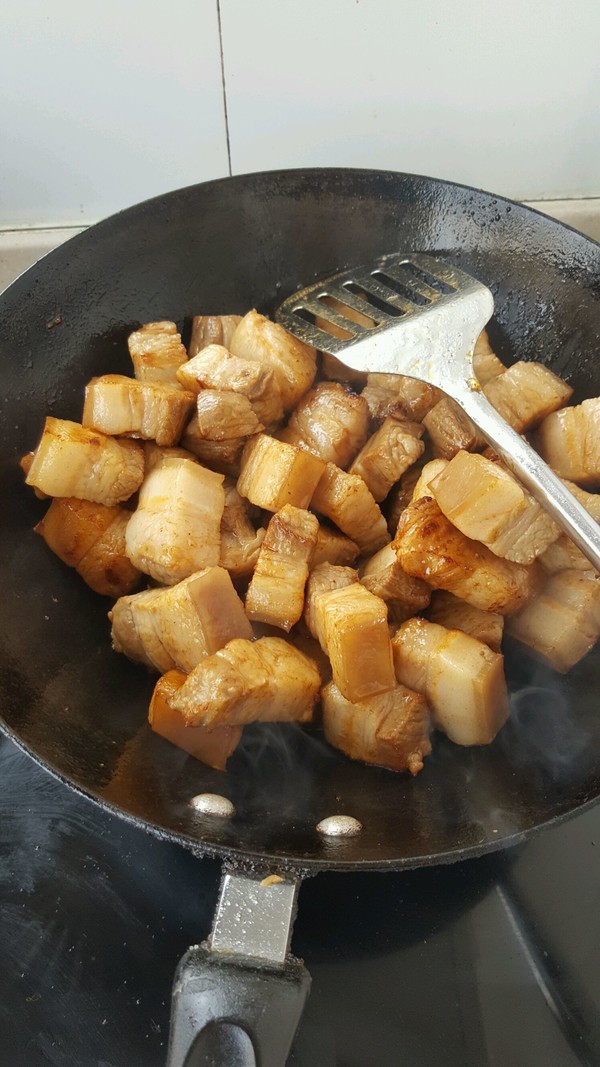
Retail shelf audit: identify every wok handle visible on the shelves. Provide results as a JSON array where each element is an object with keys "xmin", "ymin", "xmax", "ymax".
[{"xmin": 166, "ymin": 869, "xmax": 310, "ymax": 1067}]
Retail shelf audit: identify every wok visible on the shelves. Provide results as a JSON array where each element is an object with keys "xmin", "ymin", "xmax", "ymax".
[{"xmin": 1, "ymin": 167, "xmax": 600, "ymax": 1065}]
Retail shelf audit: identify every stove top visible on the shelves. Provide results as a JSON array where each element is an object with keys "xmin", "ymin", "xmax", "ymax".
[{"xmin": 1, "ymin": 734, "xmax": 599, "ymax": 1067}]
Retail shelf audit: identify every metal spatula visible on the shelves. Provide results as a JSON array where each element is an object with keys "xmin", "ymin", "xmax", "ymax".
[{"xmin": 276, "ymin": 252, "xmax": 600, "ymax": 571}]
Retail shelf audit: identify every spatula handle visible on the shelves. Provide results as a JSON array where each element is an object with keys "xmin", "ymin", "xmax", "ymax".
[{"xmin": 452, "ymin": 386, "xmax": 600, "ymax": 573}]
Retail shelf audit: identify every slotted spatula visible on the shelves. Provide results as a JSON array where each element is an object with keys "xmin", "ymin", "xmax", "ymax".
[{"xmin": 276, "ymin": 252, "xmax": 600, "ymax": 571}]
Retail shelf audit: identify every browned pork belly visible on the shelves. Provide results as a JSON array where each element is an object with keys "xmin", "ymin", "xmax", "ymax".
[
  {"xmin": 361, "ymin": 372, "xmax": 440, "ymax": 426},
  {"xmin": 245, "ymin": 506, "xmax": 319, "ymax": 631},
  {"xmin": 230, "ymin": 310, "xmax": 317, "ymax": 411},
  {"xmin": 82, "ymin": 375, "xmax": 195, "ymax": 446},
  {"xmin": 392, "ymin": 617, "xmax": 510, "ymax": 745},
  {"xmin": 473, "ymin": 329, "xmax": 506, "ymax": 385},
  {"xmin": 128, "ymin": 321, "xmax": 187, "ymax": 385},
  {"xmin": 177, "ymin": 343, "xmax": 283, "ymax": 426},
  {"xmin": 26, "ymin": 417, "xmax": 145, "ymax": 506},
  {"xmin": 149, "ymin": 670, "xmax": 242, "ymax": 769},
  {"xmin": 322, "ymin": 681, "xmax": 431, "ymax": 774},
  {"xmin": 539, "ymin": 478, "xmax": 600, "ymax": 575},
  {"xmin": 125, "ymin": 458, "xmax": 224, "ymax": 584},
  {"xmin": 360, "ymin": 543, "xmax": 431, "ymax": 622},
  {"xmin": 169, "ymin": 637, "xmax": 321, "ymax": 728},
  {"xmin": 394, "ymin": 495, "xmax": 539, "ymax": 615},
  {"xmin": 311, "ymin": 525, "xmax": 360, "ymax": 567},
  {"xmin": 237, "ymin": 433, "xmax": 325, "ymax": 511},
  {"xmin": 384, "ymin": 463, "xmax": 426, "ymax": 535},
  {"xmin": 429, "ymin": 450, "xmax": 560, "ymax": 564},
  {"xmin": 315, "ymin": 582, "xmax": 396, "ymax": 702},
  {"xmin": 426, "ymin": 590, "xmax": 504, "ymax": 652},
  {"xmin": 35, "ymin": 497, "xmax": 141, "ymax": 597},
  {"xmin": 281, "ymin": 382, "xmax": 369, "ymax": 467},
  {"xmin": 349, "ymin": 417, "xmax": 424, "ymax": 501},
  {"xmin": 422, "ymin": 397, "xmax": 485, "ymax": 459},
  {"xmin": 219, "ymin": 481, "xmax": 265, "ymax": 578},
  {"xmin": 304, "ymin": 562, "xmax": 359, "ymax": 648},
  {"xmin": 483, "ymin": 361, "xmax": 573, "ymax": 432},
  {"xmin": 181, "ymin": 420, "xmax": 245, "ymax": 477},
  {"xmin": 310, "ymin": 462, "xmax": 390, "ymax": 554},
  {"xmin": 194, "ymin": 389, "xmax": 263, "ymax": 440},
  {"xmin": 507, "ymin": 569, "xmax": 600, "ymax": 672},
  {"xmin": 410, "ymin": 459, "xmax": 449, "ymax": 501},
  {"xmin": 536, "ymin": 397, "xmax": 600, "ymax": 486},
  {"xmin": 188, "ymin": 315, "xmax": 242, "ymax": 358}
]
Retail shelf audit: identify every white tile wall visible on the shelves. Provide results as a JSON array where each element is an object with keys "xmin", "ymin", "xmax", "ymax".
[{"xmin": 1, "ymin": 0, "xmax": 599, "ymax": 228}]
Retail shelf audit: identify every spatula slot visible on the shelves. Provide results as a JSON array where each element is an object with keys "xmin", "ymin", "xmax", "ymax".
[
  {"xmin": 342, "ymin": 281, "xmax": 405, "ymax": 319},
  {"xmin": 393, "ymin": 261, "xmax": 457, "ymax": 296},
  {"xmin": 371, "ymin": 270, "xmax": 432, "ymax": 305}
]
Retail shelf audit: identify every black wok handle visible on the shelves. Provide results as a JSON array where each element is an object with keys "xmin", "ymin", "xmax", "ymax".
[{"xmin": 166, "ymin": 869, "xmax": 310, "ymax": 1067}]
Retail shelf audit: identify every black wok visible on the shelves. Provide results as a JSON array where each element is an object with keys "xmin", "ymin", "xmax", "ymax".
[{"xmin": 1, "ymin": 168, "xmax": 600, "ymax": 1064}]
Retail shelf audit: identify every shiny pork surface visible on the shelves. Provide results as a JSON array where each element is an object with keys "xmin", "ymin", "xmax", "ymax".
[
  {"xmin": 360, "ymin": 543, "xmax": 431, "ymax": 622},
  {"xmin": 282, "ymin": 381, "xmax": 369, "ymax": 467},
  {"xmin": 181, "ymin": 421, "xmax": 245, "ymax": 477},
  {"xmin": 483, "ymin": 361, "xmax": 573, "ymax": 432},
  {"xmin": 230, "ymin": 310, "xmax": 317, "ymax": 411},
  {"xmin": 304, "ymin": 562, "xmax": 359, "ymax": 648},
  {"xmin": 82, "ymin": 375, "xmax": 195, "ymax": 446},
  {"xmin": 245, "ymin": 505, "xmax": 319, "ymax": 631},
  {"xmin": 311, "ymin": 525, "xmax": 360, "ymax": 567},
  {"xmin": 536, "ymin": 397, "xmax": 600, "ymax": 486},
  {"xmin": 473, "ymin": 329, "xmax": 506, "ymax": 385},
  {"xmin": 149, "ymin": 670, "xmax": 242, "ymax": 769},
  {"xmin": 177, "ymin": 343, "xmax": 283, "ymax": 426},
  {"xmin": 194, "ymin": 389, "xmax": 263, "ymax": 440},
  {"xmin": 188, "ymin": 315, "xmax": 242, "ymax": 358},
  {"xmin": 349, "ymin": 417, "xmax": 425, "ymax": 501},
  {"xmin": 311, "ymin": 462, "xmax": 390, "ymax": 554},
  {"xmin": 237, "ymin": 433, "xmax": 325, "ymax": 512},
  {"xmin": 426, "ymin": 590, "xmax": 504, "ymax": 652},
  {"xmin": 507, "ymin": 569, "xmax": 600, "ymax": 672},
  {"xmin": 219, "ymin": 481, "xmax": 265, "ymax": 578},
  {"xmin": 361, "ymin": 372, "xmax": 440, "ymax": 425},
  {"xmin": 322, "ymin": 681, "xmax": 431, "ymax": 774},
  {"xmin": 422, "ymin": 397, "xmax": 485, "ymax": 459},
  {"xmin": 128, "ymin": 321, "xmax": 187, "ymax": 385},
  {"xmin": 316, "ymin": 582, "xmax": 396, "ymax": 702}
]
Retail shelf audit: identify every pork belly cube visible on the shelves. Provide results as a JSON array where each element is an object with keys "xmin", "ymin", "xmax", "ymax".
[
  {"xmin": 540, "ymin": 479, "xmax": 600, "ymax": 574},
  {"xmin": 320, "ymin": 351, "xmax": 368, "ymax": 390},
  {"xmin": 220, "ymin": 481, "xmax": 265, "ymax": 578},
  {"xmin": 143, "ymin": 441, "xmax": 198, "ymax": 473},
  {"xmin": 128, "ymin": 321, "xmax": 187, "ymax": 384},
  {"xmin": 230, "ymin": 310, "xmax": 317, "ymax": 411},
  {"xmin": 312, "ymin": 525, "xmax": 360, "ymax": 567},
  {"xmin": 317, "ymin": 583, "xmax": 395, "ymax": 702},
  {"xmin": 362, "ymin": 373, "xmax": 440, "ymax": 426},
  {"xmin": 473, "ymin": 329, "xmax": 506, "ymax": 385},
  {"xmin": 394, "ymin": 495, "xmax": 539, "ymax": 615},
  {"xmin": 422, "ymin": 397, "xmax": 485, "ymax": 459},
  {"xmin": 181, "ymin": 419, "xmax": 245, "ymax": 477},
  {"xmin": 392, "ymin": 617, "xmax": 510, "ymax": 745},
  {"xmin": 410, "ymin": 459, "xmax": 449, "ymax": 501},
  {"xmin": 35, "ymin": 497, "xmax": 141, "ymax": 597},
  {"xmin": 245, "ymin": 506, "xmax": 319, "ymax": 631},
  {"xmin": 170, "ymin": 636, "xmax": 321, "ymax": 728},
  {"xmin": 110, "ymin": 566, "xmax": 251, "ymax": 673},
  {"xmin": 26, "ymin": 417, "xmax": 144, "ymax": 506},
  {"xmin": 283, "ymin": 382, "xmax": 369, "ymax": 467},
  {"xmin": 82, "ymin": 374, "xmax": 195, "ymax": 447},
  {"xmin": 237, "ymin": 433, "xmax": 325, "ymax": 512},
  {"xmin": 322, "ymin": 681, "xmax": 431, "ymax": 774},
  {"xmin": 427, "ymin": 591, "xmax": 504, "ymax": 652},
  {"xmin": 507, "ymin": 569, "xmax": 600, "ymax": 672},
  {"xmin": 384, "ymin": 463, "xmax": 426, "ymax": 535},
  {"xmin": 536, "ymin": 397, "xmax": 600, "ymax": 486},
  {"xmin": 188, "ymin": 314, "xmax": 242, "ymax": 358},
  {"xmin": 125, "ymin": 458, "xmax": 224, "ymax": 584},
  {"xmin": 177, "ymin": 343, "xmax": 283, "ymax": 426},
  {"xmin": 311, "ymin": 462, "xmax": 390, "ymax": 555},
  {"xmin": 360, "ymin": 543, "xmax": 431, "ymax": 622},
  {"xmin": 149, "ymin": 670, "xmax": 242, "ymax": 770},
  {"xmin": 304, "ymin": 562, "xmax": 358, "ymax": 648},
  {"xmin": 349, "ymin": 417, "xmax": 425, "ymax": 502},
  {"xmin": 194, "ymin": 389, "xmax": 263, "ymax": 440},
  {"xmin": 483, "ymin": 361, "xmax": 573, "ymax": 432},
  {"xmin": 429, "ymin": 450, "xmax": 560, "ymax": 564}
]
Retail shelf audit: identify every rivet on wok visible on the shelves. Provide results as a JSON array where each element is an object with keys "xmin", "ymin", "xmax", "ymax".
[
  {"xmin": 316, "ymin": 815, "xmax": 362, "ymax": 837},
  {"xmin": 190, "ymin": 793, "xmax": 235, "ymax": 818}
]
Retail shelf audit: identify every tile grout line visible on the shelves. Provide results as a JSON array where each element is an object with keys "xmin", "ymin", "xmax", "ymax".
[{"xmin": 216, "ymin": 0, "xmax": 233, "ymax": 177}]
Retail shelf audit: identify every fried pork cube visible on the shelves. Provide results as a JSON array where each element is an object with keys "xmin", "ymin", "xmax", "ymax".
[
  {"xmin": 322, "ymin": 681, "xmax": 431, "ymax": 774},
  {"xmin": 316, "ymin": 583, "xmax": 395, "ymax": 702},
  {"xmin": 149, "ymin": 670, "xmax": 242, "ymax": 769},
  {"xmin": 220, "ymin": 481, "xmax": 265, "ymax": 578},
  {"xmin": 427, "ymin": 591, "xmax": 504, "ymax": 652},
  {"xmin": 304, "ymin": 562, "xmax": 358, "ymax": 647},
  {"xmin": 230, "ymin": 310, "xmax": 317, "ymax": 411},
  {"xmin": 26, "ymin": 417, "xmax": 144, "ymax": 506},
  {"xmin": 125, "ymin": 458, "xmax": 224, "ymax": 584},
  {"xmin": 361, "ymin": 373, "xmax": 440, "ymax": 426},
  {"xmin": 429, "ymin": 450, "xmax": 560, "ymax": 564},
  {"xmin": 473, "ymin": 329, "xmax": 506, "ymax": 386},
  {"xmin": 422, "ymin": 397, "xmax": 485, "ymax": 459},
  {"xmin": 169, "ymin": 636, "xmax": 321, "ymax": 728},
  {"xmin": 311, "ymin": 462, "xmax": 390, "ymax": 555},
  {"xmin": 320, "ymin": 351, "xmax": 368, "ymax": 390},
  {"xmin": 394, "ymin": 495, "xmax": 539, "ymax": 615},
  {"xmin": 349, "ymin": 417, "xmax": 424, "ymax": 502},
  {"xmin": 410, "ymin": 458, "xmax": 449, "ymax": 501},
  {"xmin": 181, "ymin": 419, "xmax": 245, "ymax": 477},
  {"xmin": 384, "ymin": 463, "xmax": 425, "ymax": 535},
  {"xmin": 35, "ymin": 497, "xmax": 141, "ymax": 597},
  {"xmin": 194, "ymin": 389, "xmax": 263, "ymax": 440},
  {"xmin": 177, "ymin": 344, "xmax": 284, "ymax": 426},
  {"xmin": 237, "ymin": 434, "xmax": 325, "ymax": 512},
  {"xmin": 540, "ymin": 481, "xmax": 600, "ymax": 574},
  {"xmin": 392, "ymin": 617, "xmax": 510, "ymax": 746},
  {"xmin": 483, "ymin": 361, "xmax": 573, "ymax": 432},
  {"xmin": 245, "ymin": 506, "xmax": 319, "ymax": 631},
  {"xmin": 128, "ymin": 321, "xmax": 187, "ymax": 385},
  {"xmin": 360, "ymin": 543, "xmax": 431, "ymax": 622},
  {"xmin": 536, "ymin": 397, "xmax": 600, "ymax": 486},
  {"xmin": 82, "ymin": 375, "xmax": 195, "ymax": 447},
  {"xmin": 312, "ymin": 525, "xmax": 360, "ymax": 567},
  {"xmin": 282, "ymin": 382, "xmax": 369, "ymax": 467},
  {"xmin": 143, "ymin": 441, "xmax": 198, "ymax": 473},
  {"xmin": 188, "ymin": 314, "xmax": 242, "ymax": 358},
  {"xmin": 507, "ymin": 570, "xmax": 600, "ymax": 672},
  {"xmin": 110, "ymin": 566, "xmax": 252, "ymax": 673}
]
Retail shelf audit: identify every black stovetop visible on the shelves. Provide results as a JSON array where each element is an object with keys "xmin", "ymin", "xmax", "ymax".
[{"xmin": 1, "ymin": 732, "xmax": 599, "ymax": 1067}]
